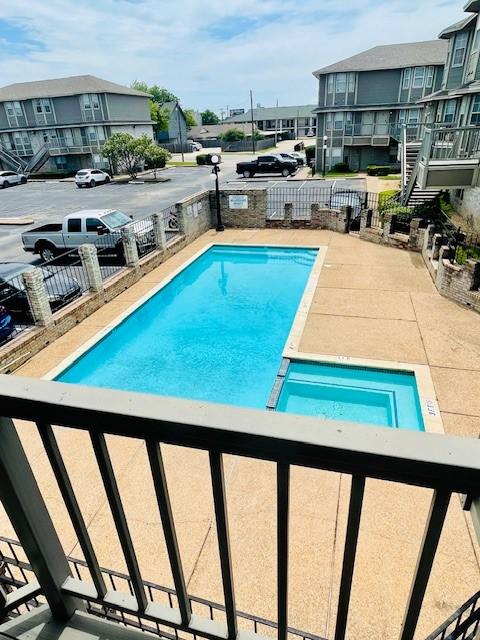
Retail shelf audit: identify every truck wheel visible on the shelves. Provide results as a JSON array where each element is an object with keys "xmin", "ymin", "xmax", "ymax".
[
  {"xmin": 243, "ymin": 170, "xmax": 251, "ymax": 178},
  {"xmin": 37, "ymin": 242, "xmax": 56, "ymax": 262},
  {"xmin": 281, "ymin": 168, "xmax": 290, "ymax": 177}
]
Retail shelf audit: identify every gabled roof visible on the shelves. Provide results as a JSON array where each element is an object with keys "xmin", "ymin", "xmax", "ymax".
[
  {"xmin": 224, "ymin": 105, "xmax": 316, "ymax": 122},
  {"xmin": 188, "ymin": 122, "xmax": 261, "ymax": 139},
  {"xmin": 439, "ymin": 14, "xmax": 477, "ymax": 39},
  {"xmin": 313, "ymin": 40, "xmax": 448, "ymax": 76},
  {"xmin": 0, "ymin": 75, "xmax": 151, "ymax": 102}
]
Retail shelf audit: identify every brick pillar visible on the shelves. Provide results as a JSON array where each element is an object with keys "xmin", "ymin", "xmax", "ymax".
[
  {"xmin": 152, "ymin": 213, "xmax": 167, "ymax": 250},
  {"xmin": 382, "ymin": 214, "xmax": 392, "ymax": 239},
  {"xmin": 360, "ymin": 209, "xmax": 368, "ymax": 233},
  {"xmin": 432, "ymin": 233, "xmax": 443, "ymax": 260},
  {"xmin": 79, "ymin": 244, "xmax": 103, "ymax": 293},
  {"xmin": 408, "ymin": 218, "xmax": 422, "ymax": 250},
  {"xmin": 121, "ymin": 226, "xmax": 139, "ymax": 267},
  {"xmin": 21, "ymin": 268, "xmax": 53, "ymax": 327},
  {"xmin": 284, "ymin": 203, "xmax": 293, "ymax": 227},
  {"xmin": 423, "ymin": 224, "xmax": 434, "ymax": 252}
]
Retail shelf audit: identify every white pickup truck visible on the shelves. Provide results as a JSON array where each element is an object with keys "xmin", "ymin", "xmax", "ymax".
[{"xmin": 22, "ymin": 209, "xmax": 155, "ymax": 262}]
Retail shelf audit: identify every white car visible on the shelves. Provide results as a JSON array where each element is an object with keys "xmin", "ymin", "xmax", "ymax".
[
  {"xmin": 188, "ymin": 141, "xmax": 203, "ymax": 151},
  {"xmin": 0, "ymin": 170, "xmax": 27, "ymax": 188},
  {"xmin": 75, "ymin": 168, "xmax": 111, "ymax": 188}
]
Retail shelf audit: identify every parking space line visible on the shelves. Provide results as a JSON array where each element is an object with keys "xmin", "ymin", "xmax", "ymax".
[{"xmin": 297, "ymin": 181, "xmax": 306, "ymax": 191}]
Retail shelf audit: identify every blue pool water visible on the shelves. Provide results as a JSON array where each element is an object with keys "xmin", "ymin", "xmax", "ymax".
[
  {"xmin": 57, "ymin": 245, "xmax": 317, "ymax": 409},
  {"xmin": 276, "ymin": 361, "xmax": 425, "ymax": 431}
]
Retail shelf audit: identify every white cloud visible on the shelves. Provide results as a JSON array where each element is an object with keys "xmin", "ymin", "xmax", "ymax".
[{"xmin": 0, "ymin": 0, "xmax": 464, "ymax": 111}]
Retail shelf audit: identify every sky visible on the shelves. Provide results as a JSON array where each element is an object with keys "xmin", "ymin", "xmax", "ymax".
[{"xmin": 0, "ymin": 0, "xmax": 465, "ymax": 114}]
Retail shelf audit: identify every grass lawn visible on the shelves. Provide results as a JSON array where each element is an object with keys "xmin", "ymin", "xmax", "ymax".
[
  {"xmin": 379, "ymin": 175, "xmax": 401, "ymax": 181},
  {"xmin": 324, "ymin": 171, "xmax": 360, "ymax": 178},
  {"xmin": 167, "ymin": 161, "xmax": 198, "ymax": 167}
]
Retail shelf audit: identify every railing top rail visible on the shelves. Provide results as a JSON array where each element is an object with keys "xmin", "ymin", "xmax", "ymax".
[{"xmin": 1, "ymin": 375, "xmax": 479, "ymax": 494}]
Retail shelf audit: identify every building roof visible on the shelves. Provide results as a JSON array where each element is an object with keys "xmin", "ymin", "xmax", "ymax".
[
  {"xmin": 313, "ymin": 40, "xmax": 448, "ymax": 76},
  {"xmin": 464, "ymin": 0, "xmax": 480, "ymax": 13},
  {"xmin": 188, "ymin": 122, "xmax": 263, "ymax": 139},
  {"xmin": 224, "ymin": 105, "xmax": 316, "ymax": 123},
  {"xmin": 0, "ymin": 75, "xmax": 151, "ymax": 102},
  {"xmin": 439, "ymin": 14, "xmax": 477, "ymax": 39}
]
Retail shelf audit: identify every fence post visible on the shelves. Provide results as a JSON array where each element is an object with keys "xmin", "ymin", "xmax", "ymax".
[
  {"xmin": 360, "ymin": 210, "xmax": 369, "ymax": 234},
  {"xmin": 121, "ymin": 226, "xmax": 139, "ymax": 267},
  {"xmin": 382, "ymin": 214, "xmax": 393, "ymax": 239},
  {"xmin": 21, "ymin": 268, "xmax": 53, "ymax": 327},
  {"xmin": 152, "ymin": 213, "xmax": 167, "ymax": 250},
  {"xmin": 341, "ymin": 206, "xmax": 352, "ymax": 233},
  {"xmin": 408, "ymin": 218, "xmax": 422, "ymax": 251},
  {"xmin": 79, "ymin": 244, "xmax": 103, "ymax": 293},
  {"xmin": 432, "ymin": 233, "xmax": 443, "ymax": 261},
  {"xmin": 284, "ymin": 203, "xmax": 293, "ymax": 227}
]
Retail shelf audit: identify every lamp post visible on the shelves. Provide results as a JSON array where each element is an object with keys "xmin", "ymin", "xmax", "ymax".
[
  {"xmin": 322, "ymin": 135, "xmax": 328, "ymax": 178},
  {"xmin": 210, "ymin": 154, "xmax": 224, "ymax": 232}
]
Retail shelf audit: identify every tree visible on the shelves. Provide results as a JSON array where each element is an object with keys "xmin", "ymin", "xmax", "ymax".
[
  {"xmin": 201, "ymin": 109, "xmax": 220, "ymax": 125},
  {"xmin": 150, "ymin": 101, "xmax": 171, "ymax": 133},
  {"xmin": 220, "ymin": 128, "xmax": 245, "ymax": 142},
  {"xmin": 184, "ymin": 109, "xmax": 197, "ymax": 130},
  {"xmin": 145, "ymin": 144, "xmax": 171, "ymax": 178},
  {"xmin": 131, "ymin": 80, "xmax": 178, "ymax": 104},
  {"xmin": 101, "ymin": 133, "xmax": 156, "ymax": 179}
]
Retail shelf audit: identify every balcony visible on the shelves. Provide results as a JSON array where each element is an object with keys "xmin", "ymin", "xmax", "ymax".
[
  {"xmin": 415, "ymin": 126, "xmax": 480, "ymax": 189},
  {"xmin": 47, "ymin": 141, "xmax": 104, "ymax": 156},
  {"xmin": 0, "ymin": 374, "xmax": 479, "ymax": 640}
]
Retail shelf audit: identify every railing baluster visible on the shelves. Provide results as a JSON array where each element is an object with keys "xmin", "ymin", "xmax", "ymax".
[
  {"xmin": 209, "ymin": 451, "xmax": 237, "ymax": 640},
  {"xmin": 146, "ymin": 439, "xmax": 191, "ymax": 626},
  {"xmin": 277, "ymin": 462, "xmax": 290, "ymax": 640},
  {"xmin": 334, "ymin": 475, "xmax": 365, "ymax": 640},
  {"xmin": 37, "ymin": 422, "xmax": 107, "ymax": 599},
  {"xmin": 399, "ymin": 490, "xmax": 451, "ymax": 640},
  {"xmin": 90, "ymin": 431, "xmax": 147, "ymax": 611}
]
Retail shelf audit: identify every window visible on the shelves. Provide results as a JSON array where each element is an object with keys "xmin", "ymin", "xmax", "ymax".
[
  {"xmin": 347, "ymin": 73, "xmax": 356, "ymax": 93},
  {"xmin": 407, "ymin": 108, "xmax": 420, "ymax": 124},
  {"xmin": 473, "ymin": 30, "xmax": 480, "ymax": 53},
  {"xmin": 327, "ymin": 75, "xmax": 334, "ymax": 93},
  {"xmin": 325, "ymin": 113, "xmax": 332, "ymax": 130},
  {"xmin": 426, "ymin": 67, "xmax": 434, "ymax": 88},
  {"xmin": 336, "ymin": 73, "xmax": 347, "ymax": 93},
  {"xmin": 470, "ymin": 96, "xmax": 480, "ymax": 125},
  {"xmin": 412, "ymin": 67, "xmax": 425, "ymax": 89},
  {"xmin": 334, "ymin": 112, "xmax": 344, "ymax": 130},
  {"xmin": 86, "ymin": 218, "xmax": 105, "ymax": 232},
  {"xmin": 453, "ymin": 32, "xmax": 468, "ymax": 67},
  {"xmin": 444, "ymin": 100, "xmax": 457, "ymax": 123},
  {"xmin": 67, "ymin": 219, "xmax": 81, "ymax": 233},
  {"xmin": 402, "ymin": 68, "xmax": 412, "ymax": 90}
]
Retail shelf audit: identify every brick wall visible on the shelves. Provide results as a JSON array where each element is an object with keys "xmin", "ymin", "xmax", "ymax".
[
  {"xmin": 450, "ymin": 186, "xmax": 480, "ymax": 231},
  {"xmin": 176, "ymin": 191, "xmax": 213, "ymax": 241},
  {"xmin": 213, "ymin": 189, "xmax": 267, "ymax": 228}
]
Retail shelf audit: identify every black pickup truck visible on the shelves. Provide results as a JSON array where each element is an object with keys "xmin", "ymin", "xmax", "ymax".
[{"xmin": 236, "ymin": 155, "xmax": 297, "ymax": 178}]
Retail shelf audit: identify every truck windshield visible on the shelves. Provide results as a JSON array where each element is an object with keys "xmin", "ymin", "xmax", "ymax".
[{"xmin": 101, "ymin": 210, "xmax": 132, "ymax": 229}]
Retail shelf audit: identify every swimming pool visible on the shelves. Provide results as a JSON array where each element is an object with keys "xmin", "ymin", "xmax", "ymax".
[
  {"xmin": 275, "ymin": 361, "xmax": 425, "ymax": 431},
  {"xmin": 57, "ymin": 245, "xmax": 318, "ymax": 409}
]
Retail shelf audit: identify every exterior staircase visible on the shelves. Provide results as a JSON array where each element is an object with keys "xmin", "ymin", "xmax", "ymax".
[
  {"xmin": 402, "ymin": 141, "xmax": 441, "ymax": 206},
  {"xmin": 0, "ymin": 143, "xmax": 50, "ymax": 175}
]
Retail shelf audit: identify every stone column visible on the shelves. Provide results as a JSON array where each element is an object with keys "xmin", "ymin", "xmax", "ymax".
[
  {"xmin": 21, "ymin": 268, "xmax": 53, "ymax": 326},
  {"xmin": 121, "ymin": 226, "xmax": 139, "ymax": 267},
  {"xmin": 432, "ymin": 233, "xmax": 443, "ymax": 260},
  {"xmin": 423, "ymin": 224, "xmax": 434, "ymax": 253},
  {"xmin": 284, "ymin": 203, "xmax": 293, "ymax": 227},
  {"xmin": 152, "ymin": 213, "xmax": 167, "ymax": 250},
  {"xmin": 360, "ymin": 209, "xmax": 369, "ymax": 234},
  {"xmin": 79, "ymin": 244, "xmax": 103, "ymax": 293},
  {"xmin": 382, "ymin": 213, "xmax": 392, "ymax": 239},
  {"xmin": 408, "ymin": 217, "xmax": 422, "ymax": 251}
]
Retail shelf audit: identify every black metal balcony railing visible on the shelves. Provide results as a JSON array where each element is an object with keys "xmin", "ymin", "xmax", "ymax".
[{"xmin": 0, "ymin": 375, "xmax": 479, "ymax": 640}]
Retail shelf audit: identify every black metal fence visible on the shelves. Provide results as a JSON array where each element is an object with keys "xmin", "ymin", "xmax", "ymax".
[
  {"xmin": 425, "ymin": 590, "xmax": 480, "ymax": 640},
  {"xmin": 0, "ymin": 536, "xmax": 326, "ymax": 640},
  {"xmin": 0, "ymin": 273, "xmax": 34, "ymax": 347}
]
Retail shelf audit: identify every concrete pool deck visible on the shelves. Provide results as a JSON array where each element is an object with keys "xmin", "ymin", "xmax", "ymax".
[{"xmin": 2, "ymin": 228, "xmax": 480, "ymax": 639}]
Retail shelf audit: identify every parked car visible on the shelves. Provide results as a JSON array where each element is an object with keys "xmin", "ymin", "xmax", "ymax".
[
  {"xmin": 188, "ymin": 141, "xmax": 203, "ymax": 151},
  {"xmin": 0, "ymin": 262, "xmax": 81, "ymax": 321},
  {"xmin": 0, "ymin": 305, "xmax": 15, "ymax": 344},
  {"xmin": 0, "ymin": 171, "xmax": 27, "ymax": 189},
  {"xmin": 22, "ymin": 209, "xmax": 154, "ymax": 261},
  {"xmin": 75, "ymin": 169, "xmax": 111, "ymax": 188},
  {"xmin": 290, "ymin": 152, "xmax": 306, "ymax": 165},
  {"xmin": 329, "ymin": 190, "xmax": 364, "ymax": 218},
  {"xmin": 236, "ymin": 155, "xmax": 297, "ymax": 178}
]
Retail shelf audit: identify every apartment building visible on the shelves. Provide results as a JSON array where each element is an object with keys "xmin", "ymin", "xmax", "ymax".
[
  {"xmin": 313, "ymin": 41, "xmax": 447, "ymax": 171},
  {"xmin": 0, "ymin": 75, "xmax": 154, "ymax": 174},
  {"xmin": 224, "ymin": 105, "xmax": 317, "ymax": 139}
]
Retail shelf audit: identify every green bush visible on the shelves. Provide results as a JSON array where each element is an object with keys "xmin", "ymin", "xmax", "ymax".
[
  {"xmin": 333, "ymin": 162, "xmax": 350, "ymax": 173},
  {"xmin": 220, "ymin": 128, "xmax": 245, "ymax": 142},
  {"xmin": 196, "ymin": 154, "xmax": 209, "ymax": 166},
  {"xmin": 456, "ymin": 245, "xmax": 480, "ymax": 265},
  {"xmin": 379, "ymin": 189, "xmax": 399, "ymax": 210},
  {"xmin": 367, "ymin": 165, "xmax": 391, "ymax": 176}
]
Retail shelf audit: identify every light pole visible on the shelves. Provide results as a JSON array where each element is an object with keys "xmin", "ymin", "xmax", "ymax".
[
  {"xmin": 322, "ymin": 135, "xmax": 328, "ymax": 178},
  {"xmin": 210, "ymin": 154, "xmax": 224, "ymax": 232}
]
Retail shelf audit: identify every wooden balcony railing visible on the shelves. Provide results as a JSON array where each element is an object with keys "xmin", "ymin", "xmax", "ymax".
[{"xmin": 0, "ymin": 375, "xmax": 479, "ymax": 640}]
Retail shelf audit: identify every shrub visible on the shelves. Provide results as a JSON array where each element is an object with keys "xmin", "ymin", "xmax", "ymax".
[
  {"xmin": 379, "ymin": 189, "xmax": 400, "ymax": 211},
  {"xmin": 220, "ymin": 128, "xmax": 246, "ymax": 142},
  {"xmin": 367, "ymin": 165, "xmax": 391, "ymax": 176},
  {"xmin": 333, "ymin": 162, "xmax": 350, "ymax": 173},
  {"xmin": 196, "ymin": 154, "xmax": 209, "ymax": 166}
]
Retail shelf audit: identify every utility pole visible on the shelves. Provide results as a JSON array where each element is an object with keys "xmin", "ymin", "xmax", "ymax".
[
  {"xmin": 250, "ymin": 89, "xmax": 256, "ymax": 154},
  {"xmin": 176, "ymin": 104, "xmax": 184, "ymax": 162},
  {"xmin": 274, "ymin": 98, "xmax": 278, "ymax": 146}
]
